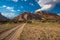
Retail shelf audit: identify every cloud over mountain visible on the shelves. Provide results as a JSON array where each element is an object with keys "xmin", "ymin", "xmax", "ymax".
[
  {"xmin": 1, "ymin": 12, "xmax": 17, "ymax": 19},
  {"xmin": 36, "ymin": 0, "xmax": 60, "ymax": 12}
]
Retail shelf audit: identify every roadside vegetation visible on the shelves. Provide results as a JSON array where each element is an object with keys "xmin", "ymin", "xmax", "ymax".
[
  {"xmin": 0, "ymin": 21, "xmax": 21, "ymax": 33},
  {"xmin": 20, "ymin": 20, "xmax": 60, "ymax": 40}
]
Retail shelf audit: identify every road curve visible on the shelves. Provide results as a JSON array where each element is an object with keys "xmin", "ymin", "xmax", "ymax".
[{"xmin": 0, "ymin": 23, "xmax": 26, "ymax": 40}]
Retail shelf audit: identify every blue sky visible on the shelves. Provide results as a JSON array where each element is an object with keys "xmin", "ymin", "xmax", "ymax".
[{"xmin": 0, "ymin": 0, "xmax": 60, "ymax": 18}]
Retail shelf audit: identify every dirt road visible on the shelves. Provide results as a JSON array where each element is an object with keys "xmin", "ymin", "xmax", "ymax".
[{"xmin": 0, "ymin": 23, "xmax": 26, "ymax": 40}]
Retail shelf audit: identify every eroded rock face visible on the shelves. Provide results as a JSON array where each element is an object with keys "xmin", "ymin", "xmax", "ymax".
[{"xmin": 35, "ymin": 11, "xmax": 60, "ymax": 20}]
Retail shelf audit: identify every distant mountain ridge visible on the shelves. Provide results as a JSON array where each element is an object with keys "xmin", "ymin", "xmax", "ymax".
[
  {"xmin": 13, "ymin": 11, "xmax": 60, "ymax": 21},
  {"xmin": 0, "ymin": 11, "xmax": 60, "ymax": 22}
]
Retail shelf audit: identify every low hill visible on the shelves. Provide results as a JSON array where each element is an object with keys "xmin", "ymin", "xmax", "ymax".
[{"xmin": 0, "ymin": 13, "xmax": 9, "ymax": 21}]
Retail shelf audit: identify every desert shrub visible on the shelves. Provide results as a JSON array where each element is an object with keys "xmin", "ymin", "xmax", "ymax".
[
  {"xmin": 13, "ymin": 21, "xmax": 18, "ymax": 23},
  {"xmin": 27, "ymin": 20, "xmax": 32, "ymax": 23}
]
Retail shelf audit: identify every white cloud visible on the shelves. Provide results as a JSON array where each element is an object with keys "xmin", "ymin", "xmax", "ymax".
[
  {"xmin": 1, "ymin": 12, "xmax": 16, "ymax": 18},
  {"xmin": 6, "ymin": 7, "xmax": 13, "ymax": 10},
  {"xmin": 35, "ymin": 0, "xmax": 60, "ymax": 12},
  {"xmin": 29, "ymin": 3, "xmax": 34, "ymax": 6},
  {"xmin": 12, "ymin": 0, "xmax": 18, "ymax": 2},
  {"xmin": 24, "ymin": 0, "xmax": 27, "ymax": 1},
  {"xmin": 6, "ymin": 6, "xmax": 16, "ymax": 12},
  {"xmin": 1, "ymin": 5, "xmax": 16, "ymax": 12},
  {"xmin": 53, "ymin": 0, "xmax": 56, "ymax": 2},
  {"xmin": 6, "ymin": 0, "xmax": 18, "ymax": 2},
  {"xmin": 17, "ymin": 10, "xmax": 21, "ymax": 11},
  {"xmin": 2, "ymin": 5, "xmax": 7, "ymax": 8},
  {"xmin": 36, "ymin": 4, "xmax": 53, "ymax": 12},
  {"xmin": 10, "ymin": 9, "xmax": 15, "ymax": 12},
  {"xmin": 1, "ymin": 5, "xmax": 17, "ymax": 18},
  {"xmin": 55, "ymin": 0, "xmax": 60, "ymax": 3},
  {"xmin": 57, "ymin": 14, "xmax": 60, "ymax": 16}
]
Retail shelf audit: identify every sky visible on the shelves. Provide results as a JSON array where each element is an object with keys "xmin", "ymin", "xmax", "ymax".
[{"xmin": 0, "ymin": 0, "xmax": 60, "ymax": 18}]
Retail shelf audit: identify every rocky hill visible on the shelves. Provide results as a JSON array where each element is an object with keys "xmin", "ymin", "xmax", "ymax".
[
  {"xmin": 13, "ymin": 12, "xmax": 41, "ymax": 21},
  {"xmin": 13, "ymin": 11, "xmax": 60, "ymax": 22},
  {"xmin": 35, "ymin": 11, "xmax": 60, "ymax": 21}
]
